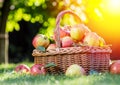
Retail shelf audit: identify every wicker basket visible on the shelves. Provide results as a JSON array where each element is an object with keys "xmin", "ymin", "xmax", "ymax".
[{"xmin": 32, "ymin": 10, "xmax": 112, "ymax": 74}]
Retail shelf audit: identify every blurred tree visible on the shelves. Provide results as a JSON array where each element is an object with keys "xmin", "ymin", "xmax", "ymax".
[
  {"xmin": 0, "ymin": 0, "xmax": 11, "ymax": 64},
  {"xmin": 0, "ymin": 0, "xmax": 67, "ymax": 63}
]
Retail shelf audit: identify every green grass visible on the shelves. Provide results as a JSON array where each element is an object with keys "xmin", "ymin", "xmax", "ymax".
[{"xmin": 0, "ymin": 62, "xmax": 120, "ymax": 85}]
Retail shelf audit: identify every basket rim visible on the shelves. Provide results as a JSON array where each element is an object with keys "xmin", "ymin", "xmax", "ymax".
[{"xmin": 32, "ymin": 46, "xmax": 112, "ymax": 57}]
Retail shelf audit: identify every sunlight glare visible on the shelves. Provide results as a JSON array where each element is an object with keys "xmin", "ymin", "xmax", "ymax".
[
  {"xmin": 94, "ymin": 8, "xmax": 102, "ymax": 18},
  {"xmin": 102, "ymin": 0, "xmax": 120, "ymax": 14},
  {"xmin": 108, "ymin": 0, "xmax": 120, "ymax": 9}
]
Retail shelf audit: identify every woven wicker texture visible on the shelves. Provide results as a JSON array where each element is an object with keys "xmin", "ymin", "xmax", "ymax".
[{"xmin": 33, "ymin": 46, "xmax": 111, "ymax": 74}]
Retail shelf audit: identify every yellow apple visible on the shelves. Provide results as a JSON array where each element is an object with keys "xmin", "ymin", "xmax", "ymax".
[
  {"xmin": 83, "ymin": 32, "xmax": 100, "ymax": 47},
  {"xmin": 65, "ymin": 64, "xmax": 86, "ymax": 77},
  {"xmin": 70, "ymin": 27, "xmax": 84, "ymax": 42},
  {"xmin": 99, "ymin": 36, "xmax": 106, "ymax": 47}
]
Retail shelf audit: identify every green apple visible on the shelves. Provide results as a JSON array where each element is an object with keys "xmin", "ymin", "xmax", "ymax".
[{"xmin": 65, "ymin": 64, "xmax": 86, "ymax": 77}]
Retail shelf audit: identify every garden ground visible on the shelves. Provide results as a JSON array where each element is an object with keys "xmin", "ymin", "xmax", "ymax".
[{"xmin": 0, "ymin": 62, "xmax": 120, "ymax": 85}]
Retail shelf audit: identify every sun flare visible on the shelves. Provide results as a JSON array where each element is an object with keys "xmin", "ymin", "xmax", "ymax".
[
  {"xmin": 108, "ymin": 0, "xmax": 120, "ymax": 8},
  {"xmin": 101, "ymin": 0, "xmax": 120, "ymax": 15}
]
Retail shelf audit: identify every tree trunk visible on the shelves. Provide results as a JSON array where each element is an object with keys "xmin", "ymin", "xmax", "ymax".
[
  {"xmin": 0, "ymin": 0, "xmax": 11, "ymax": 64},
  {"xmin": 0, "ymin": 33, "xmax": 9, "ymax": 64}
]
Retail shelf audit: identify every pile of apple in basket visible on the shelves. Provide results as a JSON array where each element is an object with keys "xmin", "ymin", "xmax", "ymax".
[
  {"xmin": 31, "ymin": 10, "xmax": 112, "ymax": 76},
  {"xmin": 32, "ymin": 11, "xmax": 107, "ymax": 50},
  {"xmin": 32, "ymin": 24, "xmax": 105, "ymax": 50}
]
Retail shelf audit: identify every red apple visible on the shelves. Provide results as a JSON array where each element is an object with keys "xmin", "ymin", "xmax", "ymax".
[
  {"xmin": 61, "ymin": 36, "xmax": 74, "ymax": 48},
  {"xmin": 53, "ymin": 28, "xmax": 70, "ymax": 41},
  {"xmin": 15, "ymin": 64, "xmax": 30, "ymax": 74},
  {"xmin": 32, "ymin": 34, "xmax": 50, "ymax": 48},
  {"xmin": 83, "ymin": 32, "xmax": 100, "ymax": 47},
  {"xmin": 59, "ymin": 28, "xmax": 70, "ymax": 38},
  {"xmin": 110, "ymin": 60, "xmax": 120, "ymax": 74},
  {"xmin": 30, "ymin": 64, "xmax": 46, "ymax": 76},
  {"xmin": 46, "ymin": 44, "xmax": 56, "ymax": 50}
]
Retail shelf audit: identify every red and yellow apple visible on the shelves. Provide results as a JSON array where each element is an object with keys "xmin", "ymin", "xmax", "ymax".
[
  {"xmin": 59, "ymin": 28, "xmax": 70, "ymax": 38},
  {"xmin": 83, "ymin": 32, "xmax": 100, "ymax": 47},
  {"xmin": 109, "ymin": 60, "xmax": 120, "ymax": 74},
  {"xmin": 70, "ymin": 27, "xmax": 85, "ymax": 42},
  {"xmin": 46, "ymin": 44, "xmax": 56, "ymax": 50},
  {"xmin": 30, "ymin": 64, "xmax": 46, "ymax": 76},
  {"xmin": 65, "ymin": 64, "xmax": 86, "ymax": 77},
  {"xmin": 32, "ymin": 34, "xmax": 50, "ymax": 48},
  {"xmin": 61, "ymin": 36, "xmax": 74, "ymax": 48},
  {"xmin": 53, "ymin": 28, "xmax": 70, "ymax": 41},
  {"xmin": 14, "ymin": 64, "xmax": 30, "ymax": 74}
]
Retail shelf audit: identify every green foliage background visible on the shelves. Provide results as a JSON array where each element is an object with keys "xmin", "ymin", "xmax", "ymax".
[
  {"xmin": 6, "ymin": 0, "xmax": 66, "ymax": 38},
  {"xmin": 5, "ymin": 0, "xmax": 86, "ymax": 37}
]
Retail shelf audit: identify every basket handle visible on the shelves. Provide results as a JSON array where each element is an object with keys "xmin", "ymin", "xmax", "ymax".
[{"xmin": 54, "ymin": 10, "xmax": 82, "ymax": 48}]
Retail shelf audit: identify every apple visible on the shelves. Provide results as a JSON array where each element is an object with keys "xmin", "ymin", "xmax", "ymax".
[
  {"xmin": 14, "ymin": 64, "xmax": 30, "ymax": 74},
  {"xmin": 109, "ymin": 60, "xmax": 120, "ymax": 74},
  {"xmin": 61, "ymin": 36, "xmax": 74, "ymax": 48},
  {"xmin": 99, "ymin": 36, "xmax": 106, "ymax": 47},
  {"xmin": 59, "ymin": 27, "xmax": 70, "ymax": 38},
  {"xmin": 65, "ymin": 64, "xmax": 86, "ymax": 77},
  {"xmin": 53, "ymin": 28, "xmax": 70, "ymax": 41},
  {"xmin": 72, "ymin": 24, "xmax": 91, "ymax": 35},
  {"xmin": 46, "ymin": 44, "xmax": 56, "ymax": 50},
  {"xmin": 30, "ymin": 64, "xmax": 46, "ymax": 76},
  {"xmin": 83, "ymin": 32, "xmax": 100, "ymax": 47},
  {"xmin": 80, "ymin": 24, "xmax": 91, "ymax": 34},
  {"xmin": 70, "ymin": 27, "xmax": 85, "ymax": 42},
  {"xmin": 32, "ymin": 34, "xmax": 50, "ymax": 48}
]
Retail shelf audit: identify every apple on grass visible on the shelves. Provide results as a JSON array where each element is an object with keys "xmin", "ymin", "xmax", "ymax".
[
  {"xmin": 14, "ymin": 64, "xmax": 30, "ymax": 74},
  {"xmin": 65, "ymin": 64, "xmax": 86, "ymax": 77},
  {"xmin": 30, "ymin": 64, "xmax": 46, "ymax": 76},
  {"xmin": 30, "ymin": 63, "xmax": 56, "ymax": 76},
  {"xmin": 109, "ymin": 60, "xmax": 120, "ymax": 74}
]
